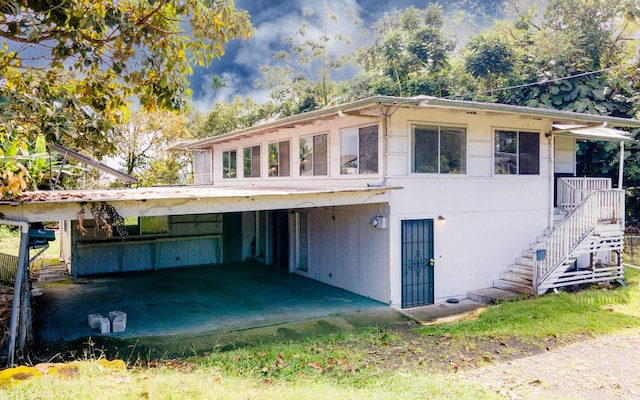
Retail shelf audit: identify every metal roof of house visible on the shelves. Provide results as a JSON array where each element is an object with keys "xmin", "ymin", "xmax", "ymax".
[{"xmin": 187, "ymin": 95, "xmax": 640, "ymax": 149}]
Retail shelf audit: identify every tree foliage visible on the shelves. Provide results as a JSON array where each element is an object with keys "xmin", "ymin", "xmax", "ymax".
[
  {"xmin": 115, "ymin": 110, "xmax": 188, "ymax": 184},
  {"xmin": 0, "ymin": 0, "xmax": 252, "ymax": 197},
  {"xmin": 352, "ymin": 4, "xmax": 456, "ymax": 99}
]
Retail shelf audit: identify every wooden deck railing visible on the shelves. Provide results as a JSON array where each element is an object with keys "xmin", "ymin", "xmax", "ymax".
[
  {"xmin": 534, "ymin": 189, "xmax": 625, "ymax": 292},
  {"xmin": 557, "ymin": 177, "xmax": 611, "ymax": 212}
]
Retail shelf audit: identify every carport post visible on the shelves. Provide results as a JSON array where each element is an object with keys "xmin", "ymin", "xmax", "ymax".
[{"xmin": 1, "ymin": 219, "xmax": 30, "ymax": 368}]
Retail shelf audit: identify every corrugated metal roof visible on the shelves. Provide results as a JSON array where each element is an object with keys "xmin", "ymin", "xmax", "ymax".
[
  {"xmin": 187, "ymin": 96, "xmax": 640, "ymax": 149},
  {"xmin": 2, "ymin": 185, "xmax": 399, "ymax": 205}
]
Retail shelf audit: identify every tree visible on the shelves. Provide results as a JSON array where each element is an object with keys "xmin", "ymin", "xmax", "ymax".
[
  {"xmin": 189, "ymin": 96, "xmax": 272, "ymax": 139},
  {"xmin": 115, "ymin": 110, "xmax": 188, "ymax": 183},
  {"xmin": 255, "ymin": 2, "xmax": 361, "ymax": 113},
  {"xmin": 352, "ymin": 4, "xmax": 456, "ymax": 98},
  {"xmin": 0, "ymin": 0, "xmax": 253, "ymax": 198},
  {"xmin": 464, "ymin": 34, "xmax": 515, "ymax": 93}
]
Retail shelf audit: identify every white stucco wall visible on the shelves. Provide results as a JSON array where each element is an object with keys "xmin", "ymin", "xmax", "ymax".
[{"xmin": 297, "ymin": 204, "xmax": 391, "ymax": 303}]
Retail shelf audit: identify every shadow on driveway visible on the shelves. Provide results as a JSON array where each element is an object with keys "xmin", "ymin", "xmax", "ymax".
[{"xmin": 34, "ymin": 262, "xmax": 389, "ymax": 346}]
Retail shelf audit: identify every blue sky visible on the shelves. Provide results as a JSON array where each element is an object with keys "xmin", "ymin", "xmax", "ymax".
[{"xmin": 188, "ymin": 0, "xmax": 507, "ymax": 111}]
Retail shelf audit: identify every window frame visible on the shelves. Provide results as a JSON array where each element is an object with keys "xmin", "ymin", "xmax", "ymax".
[
  {"xmin": 339, "ymin": 124, "xmax": 379, "ymax": 175},
  {"xmin": 494, "ymin": 129, "xmax": 540, "ymax": 176},
  {"xmin": 243, "ymin": 145, "xmax": 261, "ymax": 178},
  {"xmin": 268, "ymin": 140, "xmax": 291, "ymax": 177},
  {"xmin": 222, "ymin": 149, "xmax": 237, "ymax": 179},
  {"xmin": 411, "ymin": 123, "xmax": 467, "ymax": 174},
  {"xmin": 299, "ymin": 133, "xmax": 328, "ymax": 177}
]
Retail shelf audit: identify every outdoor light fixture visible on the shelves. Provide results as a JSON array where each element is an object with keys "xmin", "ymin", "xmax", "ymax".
[{"xmin": 438, "ymin": 215, "xmax": 446, "ymax": 223}]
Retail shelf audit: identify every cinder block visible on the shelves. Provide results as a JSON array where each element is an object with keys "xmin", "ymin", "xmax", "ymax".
[
  {"xmin": 98, "ymin": 317, "xmax": 110, "ymax": 334},
  {"xmin": 108, "ymin": 311, "xmax": 127, "ymax": 333},
  {"xmin": 88, "ymin": 314, "xmax": 103, "ymax": 329}
]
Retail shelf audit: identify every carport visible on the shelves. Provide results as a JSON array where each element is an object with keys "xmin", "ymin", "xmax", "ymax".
[
  {"xmin": 34, "ymin": 262, "xmax": 387, "ymax": 344},
  {"xmin": 0, "ymin": 185, "xmax": 397, "ymax": 354}
]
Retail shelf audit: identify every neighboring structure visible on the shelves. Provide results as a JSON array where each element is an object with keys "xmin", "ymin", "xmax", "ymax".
[{"xmin": 2, "ymin": 96, "xmax": 640, "ymax": 309}]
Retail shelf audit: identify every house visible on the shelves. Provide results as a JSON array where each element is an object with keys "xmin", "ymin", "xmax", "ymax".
[{"xmin": 2, "ymin": 95, "xmax": 640, "ymax": 310}]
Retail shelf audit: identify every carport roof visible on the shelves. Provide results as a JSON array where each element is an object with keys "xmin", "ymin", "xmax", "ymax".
[
  {"xmin": 0, "ymin": 185, "xmax": 399, "ymax": 222},
  {"xmin": 3, "ymin": 185, "xmax": 394, "ymax": 204}
]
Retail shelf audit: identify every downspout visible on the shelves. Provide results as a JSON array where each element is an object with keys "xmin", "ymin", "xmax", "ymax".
[
  {"xmin": 0, "ymin": 219, "xmax": 30, "ymax": 367},
  {"xmin": 381, "ymin": 110, "xmax": 389, "ymax": 185}
]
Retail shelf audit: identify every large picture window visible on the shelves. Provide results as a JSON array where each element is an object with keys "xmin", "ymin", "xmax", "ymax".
[
  {"xmin": 494, "ymin": 130, "xmax": 540, "ymax": 175},
  {"xmin": 412, "ymin": 125, "xmax": 466, "ymax": 174},
  {"xmin": 222, "ymin": 149, "xmax": 237, "ymax": 179},
  {"xmin": 243, "ymin": 145, "xmax": 261, "ymax": 178},
  {"xmin": 340, "ymin": 125, "xmax": 378, "ymax": 174},
  {"xmin": 300, "ymin": 133, "xmax": 328, "ymax": 176},
  {"xmin": 269, "ymin": 140, "xmax": 291, "ymax": 177}
]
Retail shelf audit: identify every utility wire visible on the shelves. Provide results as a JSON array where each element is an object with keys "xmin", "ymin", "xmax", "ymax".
[{"xmin": 446, "ymin": 64, "xmax": 627, "ymax": 99}]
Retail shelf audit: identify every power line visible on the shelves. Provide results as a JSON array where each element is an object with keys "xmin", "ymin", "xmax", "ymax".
[{"xmin": 446, "ymin": 65, "xmax": 626, "ymax": 99}]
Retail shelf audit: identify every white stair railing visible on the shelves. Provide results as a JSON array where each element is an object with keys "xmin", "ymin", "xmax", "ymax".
[
  {"xmin": 534, "ymin": 189, "xmax": 624, "ymax": 292},
  {"xmin": 557, "ymin": 177, "xmax": 611, "ymax": 212}
]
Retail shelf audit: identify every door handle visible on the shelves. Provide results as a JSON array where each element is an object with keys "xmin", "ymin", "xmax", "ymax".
[{"xmin": 429, "ymin": 258, "xmax": 435, "ymax": 267}]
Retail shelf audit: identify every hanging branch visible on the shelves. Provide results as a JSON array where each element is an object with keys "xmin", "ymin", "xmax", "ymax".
[
  {"xmin": 76, "ymin": 207, "xmax": 88, "ymax": 236},
  {"xmin": 90, "ymin": 203, "xmax": 113, "ymax": 238},
  {"xmin": 103, "ymin": 203, "xmax": 128, "ymax": 237}
]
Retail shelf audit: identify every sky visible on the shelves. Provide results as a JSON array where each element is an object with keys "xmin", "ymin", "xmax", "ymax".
[{"xmin": 188, "ymin": 0, "xmax": 507, "ymax": 111}]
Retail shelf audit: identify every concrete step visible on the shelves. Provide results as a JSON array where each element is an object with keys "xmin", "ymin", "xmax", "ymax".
[
  {"xmin": 536, "ymin": 235, "xmax": 548, "ymax": 243},
  {"xmin": 493, "ymin": 279, "xmax": 534, "ymax": 295},
  {"xmin": 515, "ymin": 256, "xmax": 534, "ymax": 267},
  {"xmin": 500, "ymin": 271, "xmax": 533, "ymax": 285},
  {"xmin": 467, "ymin": 287, "xmax": 525, "ymax": 304},
  {"xmin": 507, "ymin": 263, "xmax": 533, "ymax": 275},
  {"xmin": 522, "ymin": 249, "xmax": 535, "ymax": 258}
]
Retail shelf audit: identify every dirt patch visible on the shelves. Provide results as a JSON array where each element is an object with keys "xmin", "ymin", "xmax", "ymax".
[{"xmin": 458, "ymin": 327, "xmax": 640, "ymax": 399}]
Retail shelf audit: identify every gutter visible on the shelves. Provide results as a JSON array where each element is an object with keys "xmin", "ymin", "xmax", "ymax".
[{"xmin": 0, "ymin": 219, "xmax": 30, "ymax": 367}]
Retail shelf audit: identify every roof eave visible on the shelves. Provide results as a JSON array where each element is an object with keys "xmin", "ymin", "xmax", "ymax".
[
  {"xmin": 187, "ymin": 96, "xmax": 418, "ymax": 149},
  {"xmin": 417, "ymin": 97, "xmax": 640, "ymax": 128}
]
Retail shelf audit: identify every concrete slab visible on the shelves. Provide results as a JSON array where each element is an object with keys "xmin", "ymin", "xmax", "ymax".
[
  {"xmin": 400, "ymin": 299, "xmax": 487, "ymax": 325},
  {"xmin": 467, "ymin": 287, "xmax": 527, "ymax": 304},
  {"xmin": 33, "ymin": 262, "xmax": 388, "ymax": 344}
]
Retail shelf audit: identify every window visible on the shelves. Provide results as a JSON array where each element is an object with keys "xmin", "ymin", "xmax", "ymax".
[
  {"xmin": 300, "ymin": 133, "xmax": 328, "ymax": 176},
  {"xmin": 119, "ymin": 216, "xmax": 168, "ymax": 236},
  {"xmin": 243, "ymin": 145, "xmax": 261, "ymax": 178},
  {"xmin": 193, "ymin": 150, "xmax": 212, "ymax": 184},
  {"xmin": 268, "ymin": 140, "xmax": 290, "ymax": 177},
  {"xmin": 340, "ymin": 125, "xmax": 378, "ymax": 174},
  {"xmin": 222, "ymin": 149, "xmax": 237, "ymax": 179},
  {"xmin": 412, "ymin": 125, "xmax": 466, "ymax": 174},
  {"xmin": 494, "ymin": 130, "xmax": 540, "ymax": 175}
]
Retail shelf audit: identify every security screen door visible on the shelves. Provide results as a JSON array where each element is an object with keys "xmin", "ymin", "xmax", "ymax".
[{"xmin": 401, "ymin": 219, "xmax": 435, "ymax": 308}]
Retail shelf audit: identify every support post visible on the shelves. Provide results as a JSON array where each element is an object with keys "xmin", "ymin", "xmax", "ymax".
[
  {"xmin": 2, "ymin": 219, "xmax": 30, "ymax": 367},
  {"xmin": 619, "ymin": 140, "xmax": 624, "ymax": 189}
]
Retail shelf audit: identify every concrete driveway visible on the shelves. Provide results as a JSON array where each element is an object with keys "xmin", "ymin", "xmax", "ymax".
[{"xmin": 33, "ymin": 262, "xmax": 387, "ymax": 344}]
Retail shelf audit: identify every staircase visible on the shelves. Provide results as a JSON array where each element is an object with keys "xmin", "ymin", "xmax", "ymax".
[{"xmin": 494, "ymin": 182, "xmax": 625, "ymax": 296}]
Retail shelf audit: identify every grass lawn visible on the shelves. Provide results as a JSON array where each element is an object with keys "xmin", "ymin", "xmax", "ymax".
[{"xmin": 2, "ymin": 265, "xmax": 640, "ymax": 398}]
